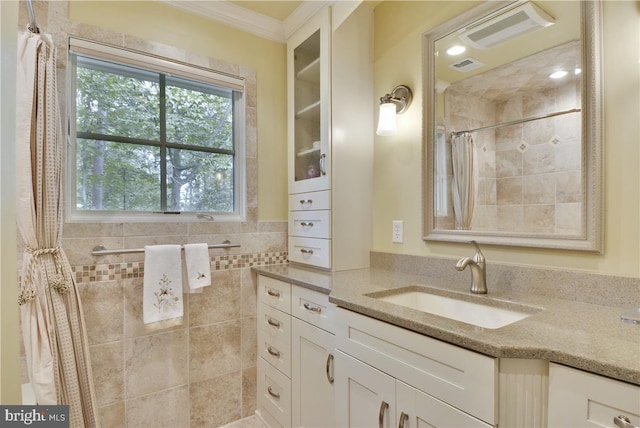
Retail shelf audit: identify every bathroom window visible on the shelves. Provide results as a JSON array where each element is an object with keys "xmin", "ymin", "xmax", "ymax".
[{"xmin": 67, "ymin": 38, "xmax": 246, "ymax": 221}]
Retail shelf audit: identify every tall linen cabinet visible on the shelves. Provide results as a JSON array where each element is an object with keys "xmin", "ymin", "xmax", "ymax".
[{"xmin": 287, "ymin": 3, "xmax": 374, "ymax": 271}]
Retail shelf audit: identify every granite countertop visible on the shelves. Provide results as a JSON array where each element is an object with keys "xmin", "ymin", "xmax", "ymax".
[{"xmin": 253, "ymin": 264, "xmax": 640, "ymax": 386}]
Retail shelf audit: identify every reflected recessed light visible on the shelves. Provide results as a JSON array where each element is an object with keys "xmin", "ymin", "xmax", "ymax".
[
  {"xmin": 446, "ymin": 45, "xmax": 466, "ymax": 56},
  {"xmin": 574, "ymin": 68, "xmax": 582, "ymax": 75},
  {"xmin": 549, "ymin": 70, "xmax": 568, "ymax": 79}
]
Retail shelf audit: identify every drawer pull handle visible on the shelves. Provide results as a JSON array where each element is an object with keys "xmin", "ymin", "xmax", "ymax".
[
  {"xmin": 378, "ymin": 401, "xmax": 389, "ymax": 428},
  {"xmin": 615, "ymin": 416, "xmax": 639, "ymax": 428},
  {"xmin": 304, "ymin": 302, "xmax": 322, "ymax": 313},
  {"xmin": 299, "ymin": 199, "xmax": 313, "ymax": 205},
  {"xmin": 300, "ymin": 221, "xmax": 314, "ymax": 227},
  {"xmin": 300, "ymin": 248, "xmax": 314, "ymax": 255},
  {"xmin": 267, "ymin": 386, "xmax": 280, "ymax": 400},
  {"xmin": 267, "ymin": 317, "xmax": 280, "ymax": 328},
  {"xmin": 267, "ymin": 346, "xmax": 281, "ymax": 358},
  {"xmin": 398, "ymin": 412, "xmax": 409, "ymax": 428},
  {"xmin": 326, "ymin": 353, "xmax": 334, "ymax": 384},
  {"xmin": 266, "ymin": 289, "xmax": 280, "ymax": 298}
]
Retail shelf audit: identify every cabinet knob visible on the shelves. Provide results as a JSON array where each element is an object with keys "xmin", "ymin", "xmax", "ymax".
[
  {"xmin": 326, "ymin": 353, "xmax": 334, "ymax": 384},
  {"xmin": 304, "ymin": 302, "xmax": 322, "ymax": 313},
  {"xmin": 267, "ymin": 386, "xmax": 280, "ymax": 400},
  {"xmin": 378, "ymin": 401, "xmax": 389, "ymax": 428},
  {"xmin": 267, "ymin": 345, "xmax": 281, "ymax": 358},
  {"xmin": 615, "ymin": 415, "xmax": 639, "ymax": 428},
  {"xmin": 319, "ymin": 153, "xmax": 327, "ymax": 176},
  {"xmin": 267, "ymin": 317, "xmax": 281, "ymax": 328},
  {"xmin": 398, "ymin": 412, "xmax": 409, "ymax": 428}
]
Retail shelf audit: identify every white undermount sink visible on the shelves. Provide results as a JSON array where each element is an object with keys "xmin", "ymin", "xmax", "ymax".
[{"xmin": 371, "ymin": 287, "xmax": 541, "ymax": 329}]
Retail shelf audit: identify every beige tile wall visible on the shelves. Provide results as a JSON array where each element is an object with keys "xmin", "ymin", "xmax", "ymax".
[
  {"xmin": 36, "ymin": 224, "xmax": 287, "ymax": 428},
  {"xmin": 445, "ymin": 80, "xmax": 583, "ymax": 234},
  {"xmin": 17, "ymin": 2, "xmax": 288, "ymax": 426}
]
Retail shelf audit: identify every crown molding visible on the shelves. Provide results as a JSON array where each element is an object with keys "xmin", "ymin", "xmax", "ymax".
[
  {"xmin": 283, "ymin": 1, "xmax": 332, "ymax": 39},
  {"xmin": 158, "ymin": 1, "xmax": 333, "ymax": 44},
  {"xmin": 159, "ymin": 0, "xmax": 286, "ymax": 43}
]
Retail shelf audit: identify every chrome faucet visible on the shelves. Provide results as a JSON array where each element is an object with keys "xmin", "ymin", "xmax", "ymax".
[{"xmin": 456, "ymin": 241, "xmax": 487, "ymax": 294}]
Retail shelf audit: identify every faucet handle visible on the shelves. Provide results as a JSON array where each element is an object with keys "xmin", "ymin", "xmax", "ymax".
[{"xmin": 470, "ymin": 240, "xmax": 485, "ymax": 264}]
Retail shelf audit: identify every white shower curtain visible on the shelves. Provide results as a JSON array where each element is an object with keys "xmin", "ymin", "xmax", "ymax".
[
  {"xmin": 451, "ymin": 132, "xmax": 475, "ymax": 230},
  {"xmin": 16, "ymin": 30, "xmax": 99, "ymax": 427}
]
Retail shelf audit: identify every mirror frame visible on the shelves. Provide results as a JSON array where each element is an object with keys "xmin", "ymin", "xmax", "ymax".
[{"xmin": 423, "ymin": 0, "xmax": 603, "ymax": 252}]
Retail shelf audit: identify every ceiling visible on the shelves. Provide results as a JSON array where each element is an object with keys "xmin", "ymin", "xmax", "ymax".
[
  {"xmin": 228, "ymin": 1, "xmax": 302, "ymax": 21},
  {"xmin": 158, "ymin": 0, "xmax": 322, "ymax": 43}
]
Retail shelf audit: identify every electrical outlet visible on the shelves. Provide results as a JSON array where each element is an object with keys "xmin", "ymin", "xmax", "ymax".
[{"xmin": 392, "ymin": 220, "xmax": 404, "ymax": 243}]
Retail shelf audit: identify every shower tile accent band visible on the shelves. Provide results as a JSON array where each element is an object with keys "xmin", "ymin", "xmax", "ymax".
[{"xmin": 72, "ymin": 251, "xmax": 288, "ymax": 284}]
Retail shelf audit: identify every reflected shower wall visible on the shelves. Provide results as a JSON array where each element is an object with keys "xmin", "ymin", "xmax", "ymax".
[{"xmin": 442, "ymin": 79, "xmax": 583, "ymax": 235}]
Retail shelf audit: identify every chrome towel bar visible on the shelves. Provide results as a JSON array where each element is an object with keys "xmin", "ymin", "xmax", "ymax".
[{"xmin": 91, "ymin": 241, "xmax": 239, "ymax": 256}]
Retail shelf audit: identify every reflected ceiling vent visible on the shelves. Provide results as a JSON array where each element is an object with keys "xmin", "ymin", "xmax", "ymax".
[
  {"xmin": 459, "ymin": 2, "xmax": 555, "ymax": 50},
  {"xmin": 449, "ymin": 57, "xmax": 485, "ymax": 73}
]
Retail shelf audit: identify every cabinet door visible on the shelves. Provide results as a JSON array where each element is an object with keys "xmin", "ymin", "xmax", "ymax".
[
  {"xmin": 287, "ymin": 8, "xmax": 331, "ymax": 194},
  {"xmin": 291, "ymin": 318, "xmax": 336, "ymax": 428},
  {"xmin": 548, "ymin": 363, "xmax": 640, "ymax": 428},
  {"xmin": 335, "ymin": 350, "xmax": 396, "ymax": 428},
  {"xmin": 396, "ymin": 381, "xmax": 492, "ymax": 428}
]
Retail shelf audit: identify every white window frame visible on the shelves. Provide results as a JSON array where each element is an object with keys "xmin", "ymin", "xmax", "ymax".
[{"xmin": 66, "ymin": 37, "xmax": 246, "ymax": 223}]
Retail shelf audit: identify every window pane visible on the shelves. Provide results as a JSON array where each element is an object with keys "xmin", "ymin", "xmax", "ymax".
[
  {"xmin": 76, "ymin": 139, "xmax": 161, "ymax": 211},
  {"xmin": 166, "ymin": 80, "xmax": 234, "ymax": 151},
  {"xmin": 76, "ymin": 59, "xmax": 160, "ymax": 140},
  {"xmin": 166, "ymin": 148, "xmax": 234, "ymax": 212}
]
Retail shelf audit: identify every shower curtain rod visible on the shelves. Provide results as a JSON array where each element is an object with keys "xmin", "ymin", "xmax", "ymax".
[
  {"xmin": 450, "ymin": 108, "xmax": 581, "ymax": 138},
  {"xmin": 26, "ymin": 0, "xmax": 39, "ymax": 33}
]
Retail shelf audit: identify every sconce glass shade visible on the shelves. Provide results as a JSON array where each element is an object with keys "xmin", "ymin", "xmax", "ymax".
[{"xmin": 376, "ymin": 102, "xmax": 397, "ymax": 136}]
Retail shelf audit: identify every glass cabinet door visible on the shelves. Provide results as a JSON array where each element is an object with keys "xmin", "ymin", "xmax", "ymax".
[
  {"xmin": 288, "ymin": 10, "xmax": 330, "ymax": 194},
  {"xmin": 293, "ymin": 30, "xmax": 322, "ymax": 185}
]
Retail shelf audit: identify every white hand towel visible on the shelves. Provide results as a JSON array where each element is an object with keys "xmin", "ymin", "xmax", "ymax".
[
  {"xmin": 184, "ymin": 243, "xmax": 211, "ymax": 291},
  {"xmin": 181, "ymin": 257, "xmax": 202, "ymax": 294},
  {"xmin": 143, "ymin": 245, "xmax": 184, "ymax": 324}
]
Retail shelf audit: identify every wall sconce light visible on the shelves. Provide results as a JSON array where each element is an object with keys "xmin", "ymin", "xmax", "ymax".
[{"xmin": 376, "ymin": 85, "xmax": 413, "ymax": 136}]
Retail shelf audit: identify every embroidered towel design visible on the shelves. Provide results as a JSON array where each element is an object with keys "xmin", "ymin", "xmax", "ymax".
[
  {"xmin": 183, "ymin": 243, "xmax": 211, "ymax": 292},
  {"xmin": 143, "ymin": 245, "xmax": 184, "ymax": 324}
]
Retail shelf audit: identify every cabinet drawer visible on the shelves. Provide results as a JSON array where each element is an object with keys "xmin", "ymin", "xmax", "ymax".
[
  {"xmin": 548, "ymin": 363, "xmax": 640, "ymax": 428},
  {"xmin": 288, "ymin": 236, "xmax": 331, "ymax": 269},
  {"xmin": 289, "ymin": 190, "xmax": 331, "ymax": 211},
  {"xmin": 289, "ymin": 210, "xmax": 331, "ymax": 239},
  {"xmin": 258, "ymin": 275, "xmax": 291, "ymax": 313},
  {"xmin": 258, "ymin": 302, "xmax": 291, "ymax": 343},
  {"xmin": 291, "ymin": 285, "xmax": 335, "ymax": 334},
  {"xmin": 257, "ymin": 357, "xmax": 292, "ymax": 428},
  {"xmin": 336, "ymin": 308, "xmax": 497, "ymax": 425},
  {"xmin": 258, "ymin": 316, "xmax": 291, "ymax": 378}
]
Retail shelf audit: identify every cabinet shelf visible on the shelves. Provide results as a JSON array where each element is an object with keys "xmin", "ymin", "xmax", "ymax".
[
  {"xmin": 296, "ymin": 100, "xmax": 321, "ymax": 121},
  {"xmin": 297, "ymin": 146, "xmax": 321, "ymax": 157},
  {"xmin": 296, "ymin": 57, "xmax": 320, "ymax": 85}
]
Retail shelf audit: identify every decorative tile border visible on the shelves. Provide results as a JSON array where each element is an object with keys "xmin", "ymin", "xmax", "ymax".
[{"xmin": 73, "ymin": 251, "xmax": 288, "ymax": 284}]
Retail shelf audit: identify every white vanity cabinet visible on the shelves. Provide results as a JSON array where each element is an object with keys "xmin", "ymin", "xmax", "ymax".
[
  {"xmin": 548, "ymin": 363, "xmax": 640, "ymax": 428},
  {"xmin": 256, "ymin": 275, "xmax": 336, "ymax": 428},
  {"xmin": 287, "ymin": 3, "xmax": 373, "ymax": 271},
  {"xmin": 336, "ymin": 351, "xmax": 492, "ymax": 428},
  {"xmin": 335, "ymin": 308, "xmax": 497, "ymax": 427}
]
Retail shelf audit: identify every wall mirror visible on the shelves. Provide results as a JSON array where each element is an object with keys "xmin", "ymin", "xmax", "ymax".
[{"xmin": 423, "ymin": 0, "xmax": 602, "ymax": 252}]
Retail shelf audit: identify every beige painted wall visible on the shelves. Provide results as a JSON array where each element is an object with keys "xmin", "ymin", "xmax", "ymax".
[
  {"xmin": 373, "ymin": 1, "xmax": 640, "ymax": 278},
  {"xmin": 69, "ymin": 1, "xmax": 288, "ymax": 222}
]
